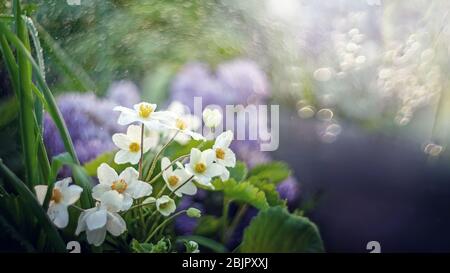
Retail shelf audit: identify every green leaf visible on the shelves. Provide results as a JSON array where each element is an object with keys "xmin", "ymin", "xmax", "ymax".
[
  {"xmin": 194, "ymin": 215, "xmax": 221, "ymax": 237},
  {"xmin": 248, "ymin": 177, "xmax": 286, "ymax": 207},
  {"xmin": 212, "ymin": 179, "xmax": 269, "ymax": 210},
  {"xmin": 240, "ymin": 206, "xmax": 324, "ymax": 253},
  {"xmin": 228, "ymin": 161, "xmax": 247, "ymax": 182},
  {"xmin": 0, "ymin": 97, "xmax": 18, "ymax": 128},
  {"xmin": 131, "ymin": 238, "xmax": 171, "ymax": 253},
  {"xmin": 247, "ymin": 161, "xmax": 291, "ymax": 185},
  {"xmin": 83, "ymin": 151, "xmax": 130, "ymax": 177}
]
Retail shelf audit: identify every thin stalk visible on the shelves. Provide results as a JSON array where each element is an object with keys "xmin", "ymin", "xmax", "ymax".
[
  {"xmin": 138, "ymin": 124, "xmax": 144, "ymax": 179},
  {"xmin": 147, "ymin": 154, "xmax": 189, "ymax": 184},
  {"xmin": 145, "ymin": 131, "xmax": 179, "ymax": 181},
  {"xmin": 168, "ymin": 175, "xmax": 195, "ymax": 198},
  {"xmin": 221, "ymin": 198, "xmax": 231, "ymax": 243},
  {"xmin": 144, "ymin": 210, "xmax": 187, "ymax": 243},
  {"xmin": 224, "ymin": 204, "xmax": 248, "ymax": 243}
]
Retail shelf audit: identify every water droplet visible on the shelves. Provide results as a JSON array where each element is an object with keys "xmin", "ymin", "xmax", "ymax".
[
  {"xmin": 316, "ymin": 108, "xmax": 334, "ymax": 121},
  {"xmin": 298, "ymin": 106, "xmax": 315, "ymax": 119}
]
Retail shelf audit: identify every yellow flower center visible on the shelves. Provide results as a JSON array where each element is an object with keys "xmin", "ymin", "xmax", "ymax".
[
  {"xmin": 139, "ymin": 104, "xmax": 153, "ymax": 118},
  {"xmin": 215, "ymin": 148, "xmax": 225, "ymax": 160},
  {"xmin": 168, "ymin": 175, "xmax": 179, "ymax": 187},
  {"xmin": 51, "ymin": 188, "xmax": 63, "ymax": 203},
  {"xmin": 194, "ymin": 163, "xmax": 206, "ymax": 174},
  {"xmin": 111, "ymin": 179, "xmax": 128, "ymax": 194},
  {"xmin": 176, "ymin": 118, "xmax": 187, "ymax": 130},
  {"xmin": 129, "ymin": 142, "xmax": 140, "ymax": 153}
]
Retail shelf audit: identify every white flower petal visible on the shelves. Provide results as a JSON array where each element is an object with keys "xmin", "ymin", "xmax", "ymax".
[
  {"xmin": 48, "ymin": 203, "xmax": 69, "ymax": 229},
  {"xmin": 64, "ymin": 185, "xmax": 83, "ymax": 205},
  {"xmin": 112, "ymin": 133, "xmax": 131, "ymax": 150},
  {"xmin": 114, "ymin": 150, "xmax": 140, "ymax": 165},
  {"xmin": 114, "ymin": 106, "xmax": 138, "ymax": 126},
  {"xmin": 54, "ymin": 177, "xmax": 72, "ymax": 190},
  {"xmin": 222, "ymin": 148, "xmax": 236, "ymax": 167},
  {"xmin": 100, "ymin": 191, "xmax": 124, "ymax": 213},
  {"xmin": 86, "ymin": 208, "xmax": 107, "ymax": 230},
  {"xmin": 127, "ymin": 124, "xmax": 142, "ymax": 141},
  {"xmin": 178, "ymin": 181, "xmax": 197, "ymax": 196},
  {"xmin": 119, "ymin": 167, "xmax": 139, "ymax": 183},
  {"xmin": 106, "ymin": 212, "xmax": 127, "ymax": 236},
  {"xmin": 127, "ymin": 180, "xmax": 152, "ymax": 199},
  {"xmin": 121, "ymin": 195, "xmax": 133, "ymax": 211},
  {"xmin": 214, "ymin": 130, "xmax": 233, "ymax": 149},
  {"xmin": 220, "ymin": 166, "xmax": 230, "ymax": 181},
  {"xmin": 97, "ymin": 163, "xmax": 118, "ymax": 185},
  {"xmin": 202, "ymin": 149, "xmax": 216, "ymax": 165},
  {"xmin": 34, "ymin": 185, "xmax": 48, "ymax": 205},
  {"xmin": 205, "ymin": 163, "xmax": 223, "ymax": 178},
  {"xmin": 92, "ymin": 184, "xmax": 111, "ymax": 201},
  {"xmin": 86, "ymin": 227, "xmax": 107, "ymax": 247},
  {"xmin": 190, "ymin": 148, "xmax": 201, "ymax": 164}
]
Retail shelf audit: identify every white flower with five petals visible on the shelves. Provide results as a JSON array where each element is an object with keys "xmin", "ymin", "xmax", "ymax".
[
  {"xmin": 185, "ymin": 148, "xmax": 222, "ymax": 186},
  {"xmin": 166, "ymin": 101, "xmax": 204, "ymax": 144},
  {"xmin": 112, "ymin": 124, "xmax": 158, "ymax": 165},
  {"xmin": 212, "ymin": 130, "xmax": 236, "ymax": 180},
  {"xmin": 75, "ymin": 191, "xmax": 126, "ymax": 246},
  {"xmin": 92, "ymin": 163, "xmax": 152, "ymax": 211},
  {"xmin": 34, "ymin": 178, "xmax": 83, "ymax": 228},
  {"xmin": 114, "ymin": 102, "xmax": 175, "ymax": 130},
  {"xmin": 161, "ymin": 157, "xmax": 196, "ymax": 197}
]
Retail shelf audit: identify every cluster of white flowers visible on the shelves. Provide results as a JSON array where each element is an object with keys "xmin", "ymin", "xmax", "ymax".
[{"xmin": 35, "ymin": 101, "xmax": 235, "ymax": 247}]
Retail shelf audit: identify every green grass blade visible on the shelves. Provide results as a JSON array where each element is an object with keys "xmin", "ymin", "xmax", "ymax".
[
  {"xmin": 14, "ymin": 0, "xmax": 38, "ymax": 187},
  {"xmin": 0, "ymin": 158, "xmax": 67, "ymax": 252}
]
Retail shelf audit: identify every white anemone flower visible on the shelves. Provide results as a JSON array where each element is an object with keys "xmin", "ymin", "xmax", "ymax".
[
  {"xmin": 92, "ymin": 163, "xmax": 152, "ymax": 211},
  {"xmin": 161, "ymin": 157, "xmax": 196, "ymax": 197},
  {"xmin": 112, "ymin": 124, "xmax": 158, "ymax": 165},
  {"xmin": 156, "ymin": 195, "xmax": 176, "ymax": 216},
  {"xmin": 35, "ymin": 178, "xmax": 83, "ymax": 229},
  {"xmin": 202, "ymin": 108, "xmax": 222, "ymax": 128},
  {"xmin": 75, "ymin": 191, "xmax": 126, "ymax": 246},
  {"xmin": 212, "ymin": 130, "xmax": 236, "ymax": 180},
  {"xmin": 185, "ymin": 148, "xmax": 222, "ymax": 185},
  {"xmin": 166, "ymin": 101, "xmax": 204, "ymax": 144},
  {"xmin": 114, "ymin": 102, "xmax": 175, "ymax": 130}
]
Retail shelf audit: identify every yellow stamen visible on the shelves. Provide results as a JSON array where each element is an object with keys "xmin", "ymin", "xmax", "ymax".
[
  {"xmin": 176, "ymin": 118, "xmax": 187, "ymax": 130},
  {"xmin": 194, "ymin": 163, "xmax": 206, "ymax": 174},
  {"xmin": 168, "ymin": 175, "xmax": 179, "ymax": 187},
  {"xmin": 111, "ymin": 179, "xmax": 128, "ymax": 194},
  {"xmin": 129, "ymin": 142, "xmax": 140, "ymax": 152},
  {"xmin": 51, "ymin": 188, "xmax": 63, "ymax": 203},
  {"xmin": 139, "ymin": 104, "xmax": 153, "ymax": 118},
  {"xmin": 215, "ymin": 148, "xmax": 225, "ymax": 160}
]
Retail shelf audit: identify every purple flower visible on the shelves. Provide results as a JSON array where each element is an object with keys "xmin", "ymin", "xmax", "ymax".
[
  {"xmin": 106, "ymin": 80, "xmax": 141, "ymax": 108},
  {"xmin": 169, "ymin": 59, "xmax": 269, "ymax": 109}
]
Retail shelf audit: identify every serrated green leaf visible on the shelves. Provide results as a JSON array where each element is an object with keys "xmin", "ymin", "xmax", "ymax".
[
  {"xmin": 131, "ymin": 238, "xmax": 171, "ymax": 253},
  {"xmin": 247, "ymin": 161, "xmax": 291, "ymax": 185},
  {"xmin": 240, "ymin": 206, "xmax": 324, "ymax": 253},
  {"xmin": 248, "ymin": 177, "xmax": 286, "ymax": 207},
  {"xmin": 212, "ymin": 179, "xmax": 269, "ymax": 210},
  {"xmin": 228, "ymin": 161, "xmax": 247, "ymax": 182}
]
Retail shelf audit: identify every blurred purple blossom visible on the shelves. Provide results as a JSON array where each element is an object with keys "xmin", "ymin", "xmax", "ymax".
[{"xmin": 169, "ymin": 59, "xmax": 270, "ymax": 109}]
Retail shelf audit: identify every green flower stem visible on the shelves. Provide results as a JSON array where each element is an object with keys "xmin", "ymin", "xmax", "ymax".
[
  {"xmin": 224, "ymin": 204, "xmax": 248, "ymax": 243},
  {"xmin": 145, "ymin": 131, "xmax": 179, "ymax": 181},
  {"xmin": 221, "ymin": 197, "xmax": 231, "ymax": 244},
  {"xmin": 144, "ymin": 210, "xmax": 187, "ymax": 243},
  {"xmin": 147, "ymin": 154, "xmax": 189, "ymax": 184},
  {"xmin": 138, "ymin": 124, "xmax": 144, "ymax": 179}
]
